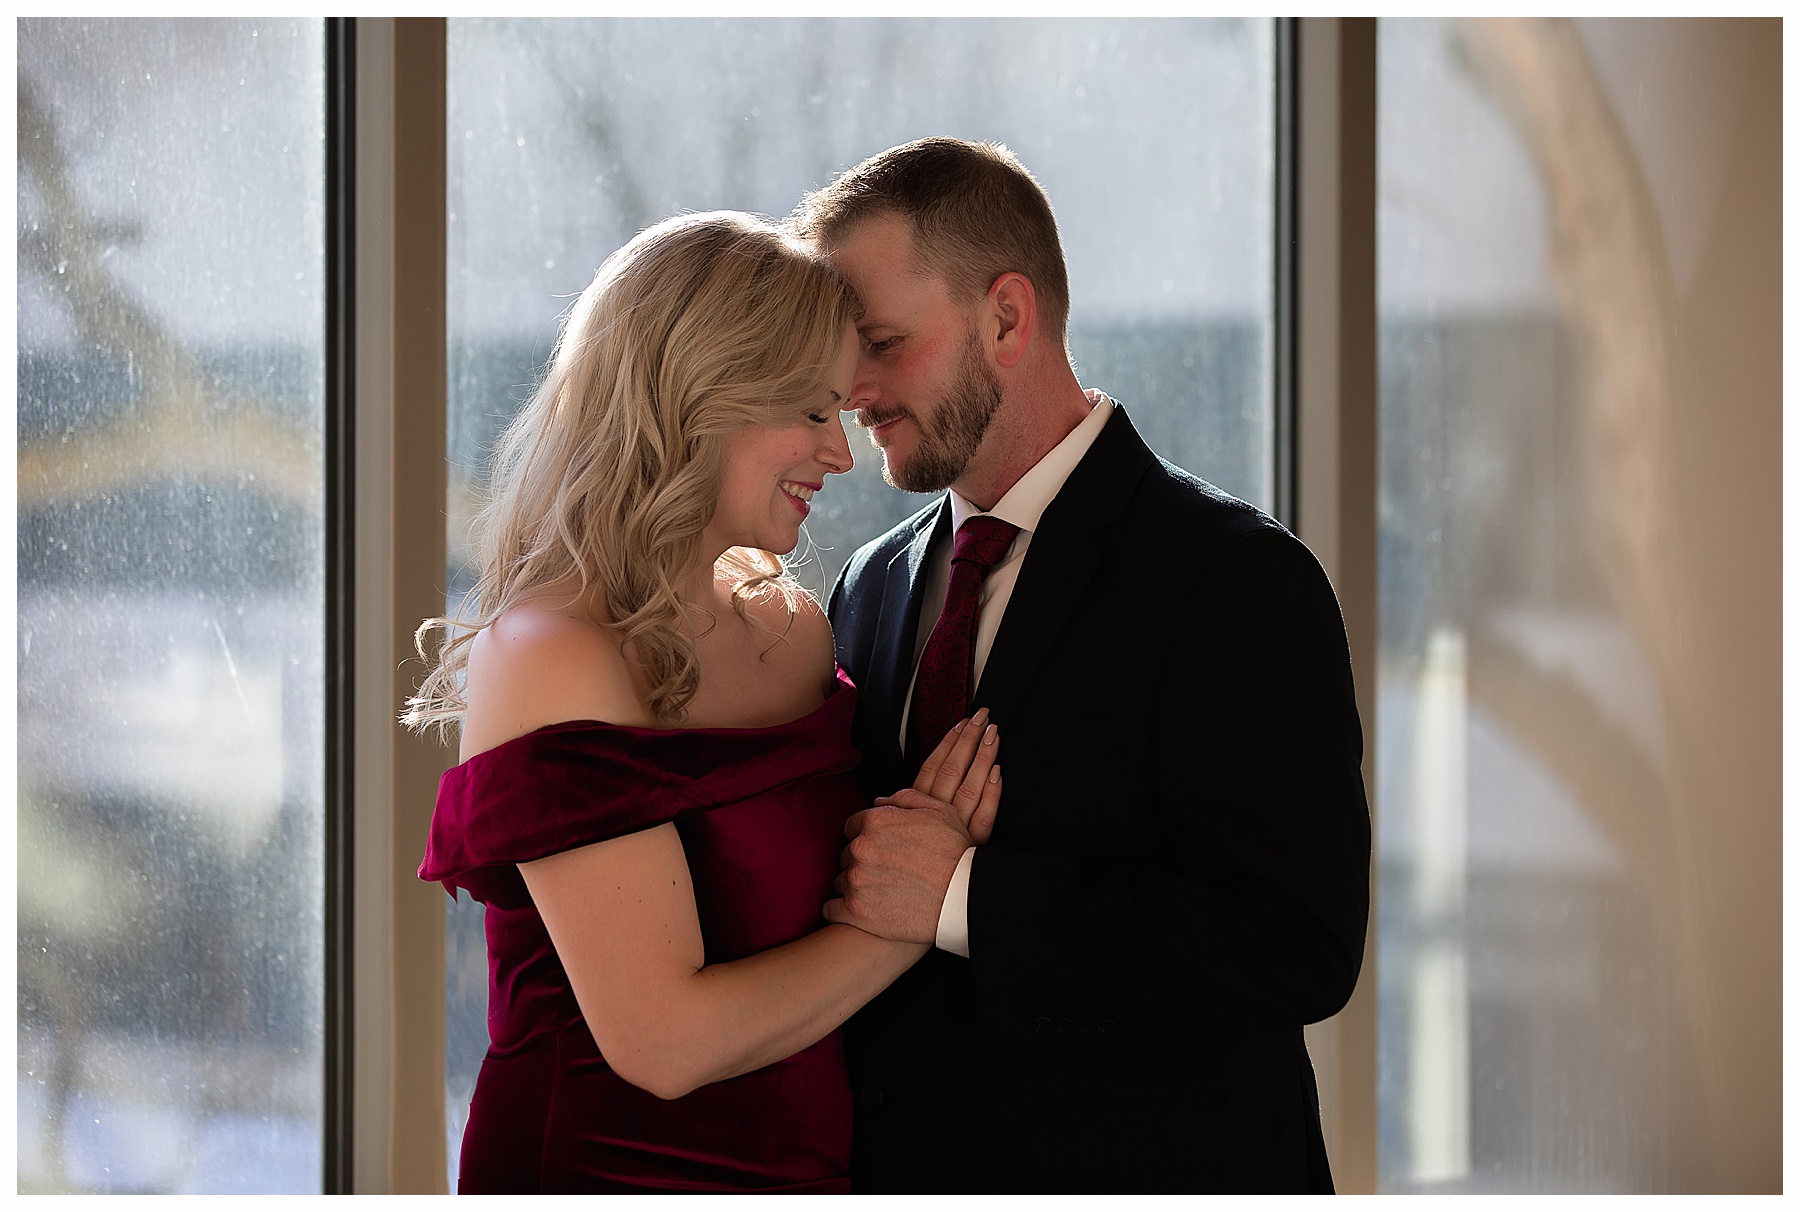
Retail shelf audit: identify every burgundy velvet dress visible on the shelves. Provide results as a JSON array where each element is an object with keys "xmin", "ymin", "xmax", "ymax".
[{"xmin": 418, "ymin": 671, "xmax": 863, "ymax": 1193}]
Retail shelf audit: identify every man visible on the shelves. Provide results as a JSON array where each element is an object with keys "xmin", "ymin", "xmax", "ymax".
[{"xmin": 798, "ymin": 137, "xmax": 1370, "ymax": 1193}]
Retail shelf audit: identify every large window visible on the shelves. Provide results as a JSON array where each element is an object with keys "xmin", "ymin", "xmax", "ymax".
[
  {"xmin": 20, "ymin": 18, "xmax": 1775, "ymax": 1194},
  {"xmin": 442, "ymin": 16, "xmax": 1278, "ymax": 1182},
  {"xmin": 1375, "ymin": 17, "xmax": 1779, "ymax": 1191},
  {"xmin": 17, "ymin": 18, "xmax": 327, "ymax": 1193}
]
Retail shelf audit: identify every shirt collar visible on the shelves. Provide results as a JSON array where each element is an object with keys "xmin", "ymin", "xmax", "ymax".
[{"xmin": 948, "ymin": 391, "xmax": 1115, "ymax": 537}]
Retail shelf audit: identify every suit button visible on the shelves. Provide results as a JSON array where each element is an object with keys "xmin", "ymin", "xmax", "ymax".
[
  {"xmin": 1078, "ymin": 1017, "xmax": 1094, "ymax": 1035},
  {"xmin": 1099, "ymin": 1019, "xmax": 1117, "ymax": 1035},
  {"xmin": 1056, "ymin": 1017, "xmax": 1074, "ymax": 1035},
  {"xmin": 1032, "ymin": 1016, "xmax": 1053, "ymax": 1036},
  {"xmin": 859, "ymin": 1087, "xmax": 885, "ymax": 1108}
]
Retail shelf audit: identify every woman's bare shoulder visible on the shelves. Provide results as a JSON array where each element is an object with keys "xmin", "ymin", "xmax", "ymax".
[
  {"xmin": 461, "ymin": 595, "xmax": 650, "ymax": 760},
  {"xmin": 787, "ymin": 589, "xmax": 836, "ymax": 683},
  {"xmin": 739, "ymin": 579, "xmax": 836, "ymax": 688}
]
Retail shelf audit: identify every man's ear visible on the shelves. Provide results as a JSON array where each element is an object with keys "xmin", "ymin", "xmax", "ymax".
[{"xmin": 987, "ymin": 272, "xmax": 1036, "ymax": 370}]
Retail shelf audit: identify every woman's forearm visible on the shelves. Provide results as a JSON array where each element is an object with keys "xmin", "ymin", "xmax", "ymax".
[
  {"xmin": 523, "ymin": 824, "xmax": 928, "ymax": 1101},
  {"xmin": 692, "ymin": 925, "xmax": 926, "ymax": 1085},
  {"xmin": 600, "ymin": 925, "xmax": 925, "ymax": 1099}
]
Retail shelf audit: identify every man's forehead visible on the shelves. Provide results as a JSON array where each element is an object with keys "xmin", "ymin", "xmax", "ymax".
[
  {"xmin": 827, "ymin": 213, "xmax": 926, "ymax": 274},
  {"xmin": 828, "ymin": 214, "xmax": 951, "ymax": 308}
]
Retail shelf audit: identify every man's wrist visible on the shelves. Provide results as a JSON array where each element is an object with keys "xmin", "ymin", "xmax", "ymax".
[{"xmin": 933, "ymin": 846, "xmax": 977, "ymax": 958}]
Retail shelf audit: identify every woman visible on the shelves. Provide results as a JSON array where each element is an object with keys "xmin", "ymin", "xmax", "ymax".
[{"xmin": 408, "ymin": 212, "xmax": 1001, "ymax": 1193}]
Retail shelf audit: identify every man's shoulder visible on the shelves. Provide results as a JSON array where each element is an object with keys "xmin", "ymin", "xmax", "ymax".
[
  {"xmin": 836, "ymin": 496, "xmax": 944, "ymax": 590},
  {"xmin": 1128, "ymin": 458, "xmax": 1341, "ymax": 622},
  {"xmin": 1134, "ymin": 456, "xmax": 1293, "ymax": 552},
  {"xmin": 1084, "ymin": 401, "xmax": 1298, "ymax": 557}
]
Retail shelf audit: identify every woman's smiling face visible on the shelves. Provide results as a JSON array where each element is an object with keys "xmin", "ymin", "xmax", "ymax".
[{"xmin": 704, "ymin": 325, "xmax": 861, "ymax": 557}]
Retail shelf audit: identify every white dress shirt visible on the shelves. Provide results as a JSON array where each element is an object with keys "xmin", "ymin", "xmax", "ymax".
[{"xmin": 900, "ymin": 391, "xmax": 1116, "ymax": 958}]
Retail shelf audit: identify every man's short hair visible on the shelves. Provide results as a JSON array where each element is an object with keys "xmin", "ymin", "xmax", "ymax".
[{"xmin": 792, "ymin": 137, "xmax": 1071, "ymax": 346}]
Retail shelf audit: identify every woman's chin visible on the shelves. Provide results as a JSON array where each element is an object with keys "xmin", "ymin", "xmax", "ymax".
[
  {"xmin": 738, "ymin": 530, "xmax": 800, "ymax": 558},
  {"xmin": 768, "ymin": 518, "xmax": 806, "ymax": 554}
]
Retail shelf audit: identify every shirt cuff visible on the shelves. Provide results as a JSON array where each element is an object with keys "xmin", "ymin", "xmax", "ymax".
[{"xmin": 934, "ymin": 846, "xmax": 977, "ymax": 958}]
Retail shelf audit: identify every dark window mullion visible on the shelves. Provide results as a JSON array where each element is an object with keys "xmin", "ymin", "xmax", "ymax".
[
  {"xmin": 1273, "ymin": 15, "xmax": 1299, "ymax": 530},
  {"xmin": 322, "ymin": 15, "xmax": 356, "ymax": 1195}
]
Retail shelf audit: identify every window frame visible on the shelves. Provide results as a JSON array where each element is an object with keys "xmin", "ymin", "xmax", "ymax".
[
  {"xmin": 339, "ymin": 15, "xmax": 450, "ymax": 1194},
  {"xmin": 1292, "ymin": 17, "xmax": 1379, "ymax": 1193},
  {"xmin": 338, "ymin": 15, "xmax": 1380, "ymax": 1193}
]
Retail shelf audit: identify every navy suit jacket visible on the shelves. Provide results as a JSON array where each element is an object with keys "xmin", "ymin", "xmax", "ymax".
[{"xmin": 827, "ymin": 405, "xmax": 1370, "ymax": 1193}]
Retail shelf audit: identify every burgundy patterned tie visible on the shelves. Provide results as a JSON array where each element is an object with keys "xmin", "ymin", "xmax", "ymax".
[{"xmin": 907, "ymin": 513, "xmax": 1021, "ymax": 766}]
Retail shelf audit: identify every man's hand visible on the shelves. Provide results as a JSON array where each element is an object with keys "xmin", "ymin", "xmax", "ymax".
[
  {"xmin": 823, "ymin": 800, "xmax": 972, "ymax": 942},
  {"xmin": 823, "ymin": 708, "xmax": 1003, "ymax": 942}
]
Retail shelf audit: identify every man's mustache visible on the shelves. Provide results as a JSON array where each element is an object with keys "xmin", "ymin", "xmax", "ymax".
[{"xmin": 856, "ymin": 408, "xmax": 911, "ymax": 430}]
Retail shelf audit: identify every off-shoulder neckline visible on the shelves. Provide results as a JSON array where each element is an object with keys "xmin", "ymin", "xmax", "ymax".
[{"xmin": 451, "ymin": 666, "xmax": 856, "ymax": 771}]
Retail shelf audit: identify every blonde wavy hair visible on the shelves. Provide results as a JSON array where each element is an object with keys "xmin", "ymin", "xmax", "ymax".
[{"xmin": 405, "ymin": 211, "xmax": 861, "ymax": 732}]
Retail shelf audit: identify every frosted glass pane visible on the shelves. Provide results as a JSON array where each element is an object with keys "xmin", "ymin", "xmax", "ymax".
[
  {"xmin": 445, "ymin": 16, "xmax": 1274, "ymax": 1184},
  {"xmin": 17, "ymin": 18, "xmax": 326, "ymax": 1194},
  {"xmin": 1376, "ymin": 16, "xmax": 1780, "ymax": 1192}
]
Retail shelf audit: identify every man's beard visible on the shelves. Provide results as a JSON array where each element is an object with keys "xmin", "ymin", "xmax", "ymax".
[{"xmin": 868, "ymin": 328, "xmax": 1003, "ymax": 494}]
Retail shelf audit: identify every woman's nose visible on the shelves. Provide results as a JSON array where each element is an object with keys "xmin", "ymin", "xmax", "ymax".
[
  {"xmin": 819, "ymin": 413, "xmax": 854, "ymax": 475},
  {"xmin": 842, "ymin": 362, "xmax": 879, "ymax": 415}
]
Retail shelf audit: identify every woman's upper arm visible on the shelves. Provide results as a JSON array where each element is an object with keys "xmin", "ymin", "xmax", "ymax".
[{"xmin": 518, "ymin": 822, "xmax": 707, "ymax": 1097}]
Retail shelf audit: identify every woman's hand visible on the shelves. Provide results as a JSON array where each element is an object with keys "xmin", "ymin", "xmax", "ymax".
[
  {"xmin": 874, "ymin": 707, "xmax": 1002, "ymax": 844},
  {"xmin": 827, "ymin": 710, "xmax": 1002, "ymax": 942}
]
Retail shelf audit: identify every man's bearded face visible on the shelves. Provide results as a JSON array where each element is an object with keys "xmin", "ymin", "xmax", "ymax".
[{"xmin": 862, "ymin": 325, "xmax": 1002, "ymax": 493}]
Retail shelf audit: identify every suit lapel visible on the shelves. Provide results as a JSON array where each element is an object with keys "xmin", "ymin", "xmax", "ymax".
[
  {"xmin": 865, "ymin": 497, "xmax": 951, "ymax": 755},
  {"xmin": 974, "ymin": 406, "xmax": 1158, "ymax": 730}
]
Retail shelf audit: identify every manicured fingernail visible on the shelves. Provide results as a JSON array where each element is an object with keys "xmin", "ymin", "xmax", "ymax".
[
  {"xmin": 983, "ymin": 724, "xmax": 997, "ymax": 745},
  {"xmin": 974, "ymin": 707, "xmax": 989, "ymax": 723},
  {"xmin": 954, "ymin": 719, "xmax": 967, "ymax": 733},
  {"xmin": 989, "ymin": 766, "xmax": 1001, "ymax": 783}
]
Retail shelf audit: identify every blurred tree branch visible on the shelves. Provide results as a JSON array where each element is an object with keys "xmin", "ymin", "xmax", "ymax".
[{"xmin": 16, "ymin": 76, "xmax": 319, "ymax": 514}]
